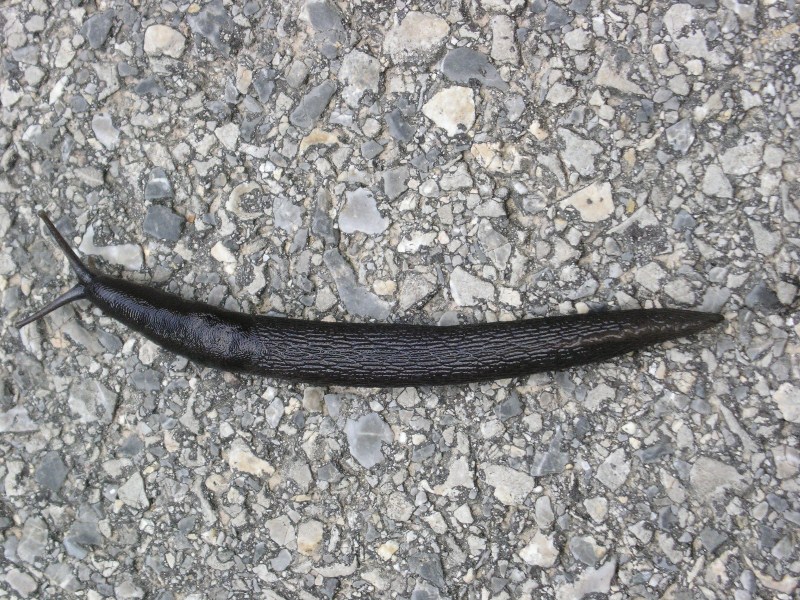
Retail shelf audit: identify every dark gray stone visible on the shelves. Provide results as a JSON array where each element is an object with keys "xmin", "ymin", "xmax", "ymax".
[
  {"xmin": 441, "ymin": 48, "xmax": 508, "ymax": 90},
  {"xmin": 290, "ymin": 81, "xmax": 337, "ymax": 129},
  {"xmin": 253, "ymin": 68, "xmax": 276, "ymax": 103},
  {"xmin": 361, "ymin": 140, "xmax": 384, "ymax": 160},
  {"xmin": 386, "ymin": 108, "xmax": 414, "ymax": 142},
  {"xmin": 494, "ymin": 395, "xmax": 522, "ymax": 421},
  {"xmin": 408, "ymin": 552, "xmax": 446, "ymax": 590},
  {"xmin": 307, "ymin": 0, "xmax": 348, "ymax": 58},
  {"xmin": 35, "ymin": 451, "xmax": 68, "ymax": 492},
  {"xmin": 745, "ymin": 282, "xmax": 780, "ymax": 309},
  {"xmin": 82, "ymin": 11, "xmax": 114, "ymax": 49},
  {"xmin": 144, "ymin": 168, "xmax": 173, "ymax": 201},
  {"xmin": 143, "ymin": 205, "xmax": 183, "ymax": 242},
  {"xmin": 637, "ymin": 441, "xmax": 675, "ymax": 464},
  {"xmin": 698, "ymin": 528, "xmax": 728, "ymax": 553},
  {"xmin": 188, "ymin": 0, "xmax": 237, "ymax": 55},
  {"xmin": 672, "ymin": 210, "xmax": 696, "ymax": 231},
  {"xmin": 544, "ymin": 2, "xmax": 572, "ymax": 30},
  {"xmin": 132, "ymin": 368, "xmax": 161, "ymax": 392}
]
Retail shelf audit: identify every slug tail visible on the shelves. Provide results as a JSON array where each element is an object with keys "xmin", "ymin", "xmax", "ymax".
[
  {"xmin": 36, "ymin": 210, "xmax": 94, "ymax": 285},
  {"xmin": 15, "ymin": 284, "xmax": 87, "ymax": 328}
]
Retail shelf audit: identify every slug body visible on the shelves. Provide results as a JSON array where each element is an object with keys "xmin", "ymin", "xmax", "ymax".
[{"xmin": 17, "ymin": 212, "xmax": 723, "ymax": 387}]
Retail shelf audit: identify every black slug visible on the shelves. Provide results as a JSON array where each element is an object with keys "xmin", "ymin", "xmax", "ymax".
[{"xmin": 15, "ymin": 211, "xmax": 723, "ymax": 387}]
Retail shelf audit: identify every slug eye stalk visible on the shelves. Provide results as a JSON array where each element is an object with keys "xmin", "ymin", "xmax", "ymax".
[{"xmin": 14, "ymin": 211, "xmax": 95, "ymax": 329}]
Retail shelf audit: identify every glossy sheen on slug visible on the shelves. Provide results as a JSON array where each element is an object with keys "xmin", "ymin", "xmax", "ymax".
[{"xmin": 16, "ymin": 212, "xmax": 724, "ymax": 387}]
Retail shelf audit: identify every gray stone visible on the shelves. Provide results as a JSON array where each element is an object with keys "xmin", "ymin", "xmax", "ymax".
[
  {"xmin": 338, "ymin": 188, "xmax": 388, "ymax": 234},
  {"xmin": 569, "ymin": 536, "xmax": 601, "ymax": 567},
  {"xmin": 68, "ymin": 380, "xmax": 117, "ymax": 424},
  {"xmin": 559, "ymin": 128, "xmax": 602, "ymax": 176},
  {"xmin": 382, "ymin": 166, "xmax": 408, "ymax": 200},
  {"xmin": 253, "ymin": 68, "xmax": 276, "ymax": 103},
  {"xmin": 361, "ymin": 139, "xmax": 384, "ymax": 160},
  {"xmin": 441, "ymin": 48, "xmax": 508, "ymax": 90},
  {"xmin": 544, "ymin": 2, "xmax": 572, "ymax": 29},
  {"xmin": 64, "ymin": 506, "xmax": 103, "ymax": 559},
  {"xmin": 324, "ymin": 249, "xmax": 391, "ymax": 320},
  {"xmin": 265, "ymin": 397, "xmax": 284, "ymax": 428},
  {"xmin": 556, "ymin": 558, "xmax": 617, "ymax": 600},
  {"xmin": 270, "ymin": 549, "xmax": 292, "ymax": 571},
  {"xmin": 386, "ymin": 108, "xmax": 415, "ymax": 142},
  {"xmin": 290, "ymin": 81, "xmax": 337, "ymax": 129},
  {"xmin": 118, "ymin": 472, "xmax": 149, "ymax": 509},
  {"xmin": 531, "ymin": 441, "xmax": 569, "ymax": 476},
  {"xmin": 143, "ymin": 205, "xmax": 183, "ymax": 242},
  {"xmin": 144, "ymin": 168, "xmax": 173, "ymax": 201},
  {"xmin": 383, "ymin": 12, "xmax": 449, "ymax": 64},
  {"xmin": 744, "ymin": 282, "xmax": 780, "ymax": 310},
  {"xmin": 307, "ymin": 0, "xmax": 348, "ymax": 58},
  {"xmin": 666, "ymin": 119, "xmax": 695, "ymax": 153},
  {"xmin": 411, "ymin": 581, "xmax": 442, "ymax": 600},
  {"xmin": 132, "ymin": 368, "xmax": 160, "ymax": 392},
  {"xmin": 689, "ymin": 456, "xmax": 746, "ymax": 500},
  {"xmin": 596, "ymin": 448, "xmax": 630, "ymax": 491},
  {"xmin": 35, "ymin": 451, "xmax": 68, "ymax": 492},
  {"xmin": 273, "ymin": 197, "xmax": 303, "ymax": 232},
  {"xmin": 449, "ymin": 267, "xmax": 494, "ymax": 306},
  {"xmin": 5, "ymin": 569, "xmax": 37, "ymax": 597},
  {"xmin": 311, "ymin": 187, "xmax": 338, "ymax": 245},
  {"xmin": 18, "ymin": 516, "xmax": 48, "ymax": 563},
  {"xmin": 91, "ymin": 113, "xmax": 119, "ymax": 149},
  {"xmin": 344, "ymin": 413, "xmax": 393, "ymax": 468},
  {"xmin": 720, "ymin": 136, "xmax": 764, "ymax": 175},
  {"xmin": 494, "ymin": 395, "xmax": 522, "ymax": 421},
  {"xmin": 339, "ymin": 50, "xmax": 381, "ymax": 107},
  {"xmin": 82, "ymin": 11, "xmax": 114, "ymax": 49},
  {"xmin": 44, "ymin": 563, "xmax": 81, "ymax": 593},
  {"xmin": 408, "ymin": 552, "xmax": 446, "ymax": 589},
  {"xmin": 188, "ymin": 0, "xmax": 236, "ymax": 55}
]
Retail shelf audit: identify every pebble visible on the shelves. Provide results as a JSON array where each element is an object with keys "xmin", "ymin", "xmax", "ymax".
[
  {"xmin": 323, "ymin": 249, "xmax": 391, "ymax": 319},
  {"xmin": 143, "ymin": 25, "xmax": 186, "ymax": 58},
  {"xmin": 82, "ymin": 11, "xmax": 114, "ymax": 49},
  {"xmin": 79, "ymin": 223, "xmax": 143, "ymax": 271},
  {"xmin": 441, "ymin": 48, "xmax": 508, "ymax": 90},
  {"xmin": 596, "ymin": 448, "xmax": 630, "ymax": 491},
  {"xmin": 422, "ymin": 87, "xmax": 476, "ymax": 137},
  {"xmin": 339, "ymin": 50, "xmax": 381, "ymax": 107},
  {"xmin": 666, "ymin": 118, "xmax": 695, "ymax": 153},
  {"xmin": 338, "ymin": 188, "xmax": 388, "ymax": 234},
  {"xmin": 560, "ymin": 182, "xmax": 613, "ymax": 222},
  {"xmin": 720, "ymin": 136, "xmax": 764, "ymax": 175},
  {"xmin": 382, "ymin": 166, "xmax": 408, "ymax": 200},
  {"xmin": 449, "ymin": 267, "xmax": 494, "ymax": 306},
  {"xmin": 483, "ymin": 464, "xmax": 536, "ymax": 505},
  {"xmin": 187, "ymin": 0, "xmax": 236, "ymax": 55},
  {"xmin": 556, "ymin": 558, "xmax": 616, "ymax": 600},
  {"xmin": 519, "ymin": 531, "xmax": 558, "ymax": 567},
  {"xmin": 143, "ymin": 205, "xmax": 183, "ymax": 241},
  {"xmin": 6, "ymin": 569, "xmax": 37, "ymax": 597},
  {"xmin": 18, "ymin": 516, "xmax": 48, "ymax": 563},
  {"xmin": 91, "ymin": 113, "xmax": 119, "ymax": 149},
  {"xmin": 297, "ymin": 520, "xmax": 324, "ymax": 556},
  {"xmin": 290, "ymin": 80, "xmax": 337, "ymax": 129},
  {"xmin": 773, "ymin": 383, "xmax": 800, "ymax": 424},
  {"xmin": 35, "ymin": 451, "xmax": 68, "ymax": 492},
  {"xmin": 306, "ymin": 0, "xmax": 347, "ymax": 58},
  {"xmin": 117, "ymin": 472, "xmax": 149, "ymax": 509},
  {"xmin": 490, "ymin": 15, "xmax": 518, "ymax": 64},
  {"xmin": 690, "ymin": 456, "xmax": 746, "ymax": 500},
  {"xmin": 344, "ymin": 413, "xmax": 393, "ymax": 468},
  {"xmin": 68, "ymin": 380, "xmax": 117, "ymax": 425},
  {"xmin": 228, "ymin": 440, "xmax": 274, "ymax": 477},
  {"xmin": 559, "ymin": 129, "xmax": 602, "ymax": 176},
  {"xmin": 143, "ymin": 167, "xmax": 173, "ymax": 201},
  {"xmin": 383, "ymin": 12, "xmax": 449, "ymax": 64},
  {"xmin": 386, "ymin": 108, "xmax": 415, "ymax": 142}
]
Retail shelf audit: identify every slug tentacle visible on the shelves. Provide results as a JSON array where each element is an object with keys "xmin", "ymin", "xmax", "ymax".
[
  {"xmin": 16, "ymin": 212, "xmax": 724, "ymax": 387},
  {"xmin": 14, "ymin": 212, "xmax": 96, "ymax": 328}
]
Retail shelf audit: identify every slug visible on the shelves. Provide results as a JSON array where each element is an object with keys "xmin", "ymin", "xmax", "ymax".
[{"xmin": 15, "ymin": 211, "xmax": 723, "ymax": 387}]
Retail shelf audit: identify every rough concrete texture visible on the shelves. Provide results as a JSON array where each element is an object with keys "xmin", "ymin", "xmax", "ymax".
[{"xmin": 1, "ymin": 1, "xmax": 798, "ymax": 599}]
